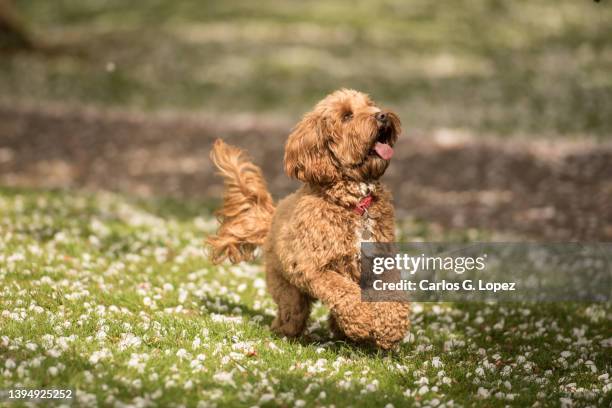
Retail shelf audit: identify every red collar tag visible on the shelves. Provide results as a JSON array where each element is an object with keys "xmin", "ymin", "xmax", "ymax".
[{"xmin": 354, "ymin": 194, "xmax": 373, "ymax": 216}]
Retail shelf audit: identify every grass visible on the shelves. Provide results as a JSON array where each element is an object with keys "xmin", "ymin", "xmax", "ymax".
[
  {"xmin": 0, "ymin": 187, "xmax": 610, "ymax": 407},
  {"xmin": 1, "ymin": 0, "xmax": 612, "ymax": 137}
]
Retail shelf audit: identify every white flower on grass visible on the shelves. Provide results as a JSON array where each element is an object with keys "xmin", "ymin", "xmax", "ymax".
[
  {"xmin": 253, "ymin": 278, "xmax": 265, "ymax": 289},
  {"xmin": 432, "ymin": 356, "xmax": 443, "ymax": 368},
  {"xmin": 306, "ymin": 359, "xmax": 327, "ymax": 374},
  {"xmin": 229, "ymin": 352, "xmax": 244, "ymax": 361},
  {"xmin": 77, "ymin": 392, "xmax": 97, "ymax": 406},
  {"xmin": 304, "ymin": 383, "xmax": 318, "ymax": 395},
  {"xmin": 501, "ymin": 365, "xmax": 512, "ymax": 377},
  {"xmin": 89, "ymin": 349, "xmax": 111, "ymax": 364},
  {"xmin": 178, "ymin": 289, "xmax": 188, "ymax": 303},
  {"xmin": 83, "ymin": 371, "xmax": 94, "ymax": 383},
  {"xmin": 211, "ymin": 314, "xmax": 242, "ymax": 324},
  {"xmin": 364, "ymin": 380, "xmax": 379, "ymax": 392},
  {"xmin": 295, "ymin": 400, "xmax": 306, "ymax": 407},
  {"xmin": 190, "ymin": 359, "xmax": 203, "ymax": 372},
  {"xmin": 232, "ymin": 341, "xmax": 255, "ymax": 354},
  {"xmin": 127, "ymin": 353, "xmax": 148, "ymax": 374},
  {"xmin": 118, "ymin": 333, "xmax": 142, "ymax": 350},
  {"xmin": 260, "ymin": 393, "xmax": 275, "ymax": 403},
  {"xmin": 5, "ymin": 359, "xmax": 15, "ymax": 369},
  {"xmin": 192, "ymin": 337, "xmax": 201, "ymax": 349},
  {"xmin": 48, "ymin": 366, "xmax": 58, "ymax": 376},
  {"xmin": 415, "ymin": 377, "xmax": 429, "ymax": 386},
  {"xmin": 90, "ymin": 218, "xmax": 110, "ymax": 237},
  {"xmin": 267, "ymin": 342, "xmax": 281, "ymax": 352},
  {"xmin": 402, "ymin": 332, "xmax": 415, "ymax": 344},
  {"xmin": 154, "ymin": 247, "xmax": 168, "ymax": 263},
  {"xmin": 584, "ymin": 360, "xmax": 597, "ymax": 373},
  {"xmin": 176, "ymin": 349, "xmax": 189, "ymax": 359},
  {"xmin": 56, "ymin": 337, "xmax": 72, "ymax": 351},
  {"xmin": 444, "ymin": 338, "xmax": 466, "ymax": 352},
  {"xmin": 213, "ymin": 371, "xmax": 235, "ymax": 387},
  {"xmin": 477, "ymin": 387, "xmax": 490, "ymax": 399},
  {"xmin": 418, "ymin": 385, "xmax": 429, "ymax": 395}
]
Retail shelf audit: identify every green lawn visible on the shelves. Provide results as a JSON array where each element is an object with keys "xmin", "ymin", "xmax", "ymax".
[
  {"xmin": 0, "ymin": 188, "xmax": 610, "ymax": 407},
  {"xmin": 2, "ymin": 0, "xmax": 612, "ymax": 137}
]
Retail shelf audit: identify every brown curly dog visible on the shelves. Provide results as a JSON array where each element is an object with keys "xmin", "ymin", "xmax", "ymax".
[{"xmin": 208, "ymin": 89, "xmax": 410, "ymax": 349}]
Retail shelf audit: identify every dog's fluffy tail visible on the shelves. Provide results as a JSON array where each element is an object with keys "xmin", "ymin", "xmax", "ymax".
[{"xmin": 207, "ymin": 139, "xmax": 275, "ymax": 264}]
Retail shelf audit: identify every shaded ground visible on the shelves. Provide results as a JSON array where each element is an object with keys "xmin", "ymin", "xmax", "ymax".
[
  {"xmin": 1, "ymin": 103, "xmax": 610, "ymax": 241},
  {"xmin": 1, "ymin": 0, "xmax": 611, "ymax": 137}
]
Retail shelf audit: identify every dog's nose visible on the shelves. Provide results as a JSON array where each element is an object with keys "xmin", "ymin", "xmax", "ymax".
[{"xmin": 375, "ymin": 112, "xmax": 388, "ymax": 124}]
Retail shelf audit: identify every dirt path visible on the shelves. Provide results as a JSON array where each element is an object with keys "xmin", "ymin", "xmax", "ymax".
[{"xmin": 1, "ymin": 103, "xmax": 610, "ymax": 240}]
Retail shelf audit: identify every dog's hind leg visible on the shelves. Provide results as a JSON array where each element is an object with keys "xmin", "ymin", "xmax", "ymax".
[
  {"xmin": 266, "ymin": 265, "xmax": 312, "ymax": 338},
  {"xmin": 327, "ymin": 312, "xmax": 348, "ymax": 340}
]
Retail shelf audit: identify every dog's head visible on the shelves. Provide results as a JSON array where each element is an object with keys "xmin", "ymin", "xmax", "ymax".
[{"xmin": 284, "ymin": 89, "xmax": 400, "ymax": 184}]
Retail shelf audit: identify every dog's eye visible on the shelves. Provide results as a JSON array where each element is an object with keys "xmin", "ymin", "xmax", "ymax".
[{"xmin": 342, "ymin": 112, "xmax": 353, "ymax": 122}]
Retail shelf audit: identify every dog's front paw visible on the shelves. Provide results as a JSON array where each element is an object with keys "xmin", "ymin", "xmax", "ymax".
[{"xmin": 371, "ymin": 302, "xmax": 410, "ymax": 350}]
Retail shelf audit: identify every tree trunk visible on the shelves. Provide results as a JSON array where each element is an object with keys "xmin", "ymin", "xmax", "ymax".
[{"xmin": 0, "ymin": 0, "xmax": 36, "ymax": 51}]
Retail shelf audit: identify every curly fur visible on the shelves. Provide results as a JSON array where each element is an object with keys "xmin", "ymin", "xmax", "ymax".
[{"xmin": 208, "ymin": 89, "xmax": 410, "ymax": 349}]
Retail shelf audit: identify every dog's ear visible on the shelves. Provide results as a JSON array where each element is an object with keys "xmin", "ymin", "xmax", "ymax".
[{"xmin": 284, "ymin": 113, "xmax": 338, "ymax": 184}]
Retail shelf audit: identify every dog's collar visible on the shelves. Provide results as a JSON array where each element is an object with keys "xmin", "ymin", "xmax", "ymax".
[
  {"xmin": 354, "ymin": 181, "xmax": 375, "ymax": 216},
  {"xmin": 354, "ymin": 194, "xmax": 374, "ymax": 216},
  {"xmin": 314, "ymin": 180, "xmax": 378, "ymax": 214}
]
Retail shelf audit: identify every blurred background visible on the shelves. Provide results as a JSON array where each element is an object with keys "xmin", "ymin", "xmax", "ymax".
[{"xmin": 1, "ymin": 0, "xmax": 611, "ymax": 240}]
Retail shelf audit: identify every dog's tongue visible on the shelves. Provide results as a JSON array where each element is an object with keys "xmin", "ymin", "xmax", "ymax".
[{"xmin": 374, "ymin": 142, "xmax": 394, "ymax": 160}]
